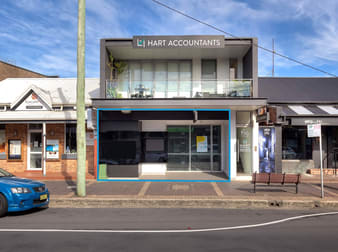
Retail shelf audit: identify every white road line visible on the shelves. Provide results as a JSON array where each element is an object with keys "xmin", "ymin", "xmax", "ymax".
[{"xmin": 1, "ymin": 212, "xmax": 338, "ymax": 233}]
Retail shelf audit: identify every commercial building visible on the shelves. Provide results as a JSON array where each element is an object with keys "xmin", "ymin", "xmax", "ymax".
[
  {"xmin": 258, "ymin": 77, "xmax": 338, "ymax": 175},
  {"xmin": 1, "ymin": 36, "xmax": 336, "ymax": 181},
  {"xmin": 0, "ymin": 78, "xmax": 99, "ymax": 179},
  {"xmin": 0, "ymin": 60, "xmax": 55, "ymax": 81},
  {"xmin": 92, "ymin": 35, "xmax": 266, "ymax": 180}
]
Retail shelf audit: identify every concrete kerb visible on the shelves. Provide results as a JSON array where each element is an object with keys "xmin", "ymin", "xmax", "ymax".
[{"xmin": 48, "ymin": 197, "xmax": 338, "ymax": 210}]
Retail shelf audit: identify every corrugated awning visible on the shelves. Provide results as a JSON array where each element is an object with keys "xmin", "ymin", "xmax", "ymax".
[{"xmin": 281, "ymin": 105, "xmax": 338, "ymax": 117}]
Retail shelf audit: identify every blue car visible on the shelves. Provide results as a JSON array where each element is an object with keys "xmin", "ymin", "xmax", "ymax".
[{"xmin": 0, "ymin": 168, "xmax": 49, "ymax": 217}]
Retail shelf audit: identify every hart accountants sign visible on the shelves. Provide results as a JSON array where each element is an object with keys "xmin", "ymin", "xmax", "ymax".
[{"xmin": 133, "ymin": 36, "xmax": 224, "ymax": 49}]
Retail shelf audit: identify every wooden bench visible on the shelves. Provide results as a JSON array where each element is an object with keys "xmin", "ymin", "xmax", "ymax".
[{"xmin": 251, "ymin": 172, "xmax": 301, "ymax": 194}]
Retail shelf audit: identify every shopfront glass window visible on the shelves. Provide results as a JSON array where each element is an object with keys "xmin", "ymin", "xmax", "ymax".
[
  {"xmin": 191, "ymin": 125, "xmax": 211, "ymax": 171},
  {"xmin": 282, "ymin": 127, "xmax": 312, "ymax": 159},
  {"xmin": 66, "ymin": 124, "xmax": 77, "ymax": 153},
  {"xmin": 212, "ymin": 126, "xmax": 222, "ymax": 171}
]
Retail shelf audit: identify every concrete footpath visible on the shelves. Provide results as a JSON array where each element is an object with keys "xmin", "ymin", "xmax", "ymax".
[{"xmin": 42, "ymin": 174, "xmax": 338, "ymax": 210}]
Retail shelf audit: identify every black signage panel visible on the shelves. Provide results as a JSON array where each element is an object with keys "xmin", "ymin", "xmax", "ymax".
[{"xmin": 291, "ymin": 117, "xmax": 338, "ymax": 126}]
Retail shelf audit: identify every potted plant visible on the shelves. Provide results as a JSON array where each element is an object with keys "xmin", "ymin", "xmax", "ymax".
[{"xmin": 106, "ymin": 50, "xmax": 127, "ymax": 98}]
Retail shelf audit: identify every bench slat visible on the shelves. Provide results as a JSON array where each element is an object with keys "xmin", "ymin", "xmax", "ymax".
[
  {"xmin": 284, "ymin": 174, "xmax": 300, "ymax": 184},
  {"xmin": 269, "ymin": 174, "xmax": 284, "ymax": 183},
  {"xmin": 252, "ymin": 173, "xmax": 269, "ymax": 183}
]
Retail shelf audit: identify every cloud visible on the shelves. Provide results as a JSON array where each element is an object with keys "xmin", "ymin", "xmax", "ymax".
[{"xmin": 0, "ymin": 0, "xmax": 337, "ymax": 77}]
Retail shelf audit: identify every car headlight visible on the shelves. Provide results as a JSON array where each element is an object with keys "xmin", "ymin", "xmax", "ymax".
[{"xmin": 11, "ymin": 187, "xmax": 31, "ymax": 194}]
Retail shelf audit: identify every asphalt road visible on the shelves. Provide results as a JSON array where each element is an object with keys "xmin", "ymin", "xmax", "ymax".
[{"xmin": 0, "ymin": 208, "xmax": 338, "ymax": 252}]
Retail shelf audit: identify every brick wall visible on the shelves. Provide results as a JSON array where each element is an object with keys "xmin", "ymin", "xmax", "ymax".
[
  {"xmin": 46, "ymin": 124, "xmax": 94, "ymax": 175},
  {"xmin": 1, "ymin": 123, "xmax": 95, "ymax": 177},
  {"xmin": 3, "ymin": 124, "xmax": 28, "ymax": 172},
  {"xmin": 0, "ymin": 61, "xmax": 48, "ymax": 81},
  {"xmin": 45, "ymin": 124, "xmax": 64, "ymax": 173}
]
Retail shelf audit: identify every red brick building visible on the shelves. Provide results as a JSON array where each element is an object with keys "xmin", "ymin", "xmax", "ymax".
[
  {"xmin": 0, "ymin": 60, "xmax": 54, "ymax": 81},
  {"xmin": 0, "ymin": 78, "xmax": 99, "ymax": 180}
]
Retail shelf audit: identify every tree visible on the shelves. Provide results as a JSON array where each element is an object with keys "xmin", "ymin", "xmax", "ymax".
[{"xmin": 76, "ymin": 0, "xmax": 86, "ymax": 197}]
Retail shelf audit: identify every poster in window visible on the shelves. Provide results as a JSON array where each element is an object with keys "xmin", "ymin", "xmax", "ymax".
[
  {"xmin": 259, "ymin": 127, "xmax": 275, "ymax": 173},
  {"xmin": 46, "ymin": 139, "xmax": 59, "ymax": 159},
  {"xmin": 196, "ymin": 136, "xmax": 208, "ymax": 152},
  {"xmin": 9, "ymin": 140, "xmax": 21, "ymax": 159}
]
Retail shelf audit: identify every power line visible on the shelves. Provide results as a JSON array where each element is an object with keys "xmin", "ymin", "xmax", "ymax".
[{"xmin": 152, "ymin": 0, "xmax": 337, "ymax": 77}]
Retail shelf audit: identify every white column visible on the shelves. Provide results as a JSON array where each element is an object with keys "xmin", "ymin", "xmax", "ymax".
[
  {"xmin": 230, "ymin": 110, "xmax": 237, "ymax": 179},
  {"xmin": 252, "ymin": 113, "xmax": 259, "ymax": 173},
  {"xmin": 43, "ymin": 122, "xmax": 46, "ymax": 176}
]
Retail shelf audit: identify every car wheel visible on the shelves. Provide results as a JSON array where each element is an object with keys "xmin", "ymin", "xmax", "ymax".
[{"xmin": 0, "ymin": 193, "xmax": 8, "ymax": 217}]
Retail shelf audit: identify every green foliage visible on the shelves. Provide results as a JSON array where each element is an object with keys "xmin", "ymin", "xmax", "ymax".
[{"xmin": 106, "ymin": 50, "xmax": 127, "ymax": 80}]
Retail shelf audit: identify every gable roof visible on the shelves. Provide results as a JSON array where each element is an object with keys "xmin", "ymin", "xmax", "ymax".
[
  {"xmin": 0, "ymin": 78, "xmax": 100, "ymax": 107},
  {"xmin": 258, "ymin": 77, "xmax": 338, "ymax": 103},
  {"xmin": 11, "ymin": 84, "xmax": 53, "ymax": 110}
]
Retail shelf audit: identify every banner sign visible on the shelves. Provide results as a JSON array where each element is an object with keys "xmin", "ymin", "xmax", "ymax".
[
  {"xmin": 133, "ymin": 36, "xmax": 224, "ymax": 49},
  {"xmin": 259, "ymin": 127, "xmax": 275, "ymax": 173},
  {"xmin": 307, "ymin": 124, "xmax": 321, "ymax": 138}
]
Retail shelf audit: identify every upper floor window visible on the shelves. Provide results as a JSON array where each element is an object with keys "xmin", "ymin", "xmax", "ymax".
[
  {"xmin": 201, "ymin": 59, "xmax": 217, "ymax": 80},
  {"xmin": 117, "ymin": 60, "xmax": 192, "ymax": 98}
]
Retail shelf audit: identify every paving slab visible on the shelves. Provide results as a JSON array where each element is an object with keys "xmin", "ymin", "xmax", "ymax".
[
  {"xmin": 146, "ymin": 182, "xmax": 217, "ymax": 196},
  {"xmin": 86, "ymin": 181, "xmax": 144, "ymax": 195}
]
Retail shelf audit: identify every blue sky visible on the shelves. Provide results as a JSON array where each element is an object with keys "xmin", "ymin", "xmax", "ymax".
[{"xmin": 0, "ymin": 0, "xmax": 337, "ymax": 78}]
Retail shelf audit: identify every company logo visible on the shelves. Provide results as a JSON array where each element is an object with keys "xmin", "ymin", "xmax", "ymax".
[{"xmin": 137, "ymin": 39, "xmax": 145, "ymax": 48}]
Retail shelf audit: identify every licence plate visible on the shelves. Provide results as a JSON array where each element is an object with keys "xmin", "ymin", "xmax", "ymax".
[{"xmin": 40, "ymin": 194, "xmax": 47, "ymax": 200}]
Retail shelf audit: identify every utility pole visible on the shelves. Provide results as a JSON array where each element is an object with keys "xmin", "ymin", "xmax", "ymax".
[{"xmin": 76, "ymin": 0, "xmax": 86, "ymax": 197}]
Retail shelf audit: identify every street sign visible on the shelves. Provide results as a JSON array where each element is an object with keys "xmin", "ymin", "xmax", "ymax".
[
  {"xmin": 307, "ymin": 124, "xmax": 321, "ymax": 138},
  {"xmin": 307, "ymin": 123, "xmax": 324, "ymax": 198}
]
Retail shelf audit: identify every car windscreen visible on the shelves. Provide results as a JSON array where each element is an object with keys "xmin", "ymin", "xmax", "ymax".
[{"xmin": 0, "ymin": 168, "xmax": 14, "ymax": 177}]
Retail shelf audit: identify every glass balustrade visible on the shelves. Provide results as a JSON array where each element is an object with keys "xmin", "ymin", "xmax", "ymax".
[{"xmin": 105, "ymin": 79, "xmax": 252, "ymax": 99}]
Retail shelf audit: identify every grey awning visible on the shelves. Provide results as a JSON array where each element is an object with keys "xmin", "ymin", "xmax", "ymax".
[{"xmin": 280, "ymin": 104, "xmax": 338, "ymax": 117}]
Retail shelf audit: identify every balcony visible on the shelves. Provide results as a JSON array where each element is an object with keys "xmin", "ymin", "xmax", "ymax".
[{"xmin": 105, "ymin": 79, "xmax": 252, "ymax": 99}]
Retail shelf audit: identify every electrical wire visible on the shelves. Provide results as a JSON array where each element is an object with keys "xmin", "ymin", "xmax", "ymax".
[{"xmin": 152, "ymin": 0, "xmax": 337, "ymax": 77}]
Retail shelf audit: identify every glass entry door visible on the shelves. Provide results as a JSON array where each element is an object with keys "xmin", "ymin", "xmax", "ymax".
[
  {"xmin": 191, "ymin": 126, "xmax": 211, "ymax": 170},
  {"xmin": 167, "ymin": 126, "xmax": 190, "ymax": 171},
  {"xmin": 28, "ymin": 131, "xmax": 42, "ymax": 170},
  {"xmin": 167, "ymin": 125, "xmax": 221, "ymax": 171}
]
